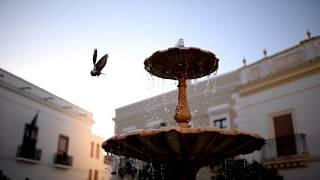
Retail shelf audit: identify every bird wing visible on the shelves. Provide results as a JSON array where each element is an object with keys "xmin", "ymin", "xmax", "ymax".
[
  {"xmin": 96, "ymin": 54, "xmax": 108, "ymax": 72},
  {"xmin": 93, "ymin": 49, "xmax": 98, "ymax": 65}
]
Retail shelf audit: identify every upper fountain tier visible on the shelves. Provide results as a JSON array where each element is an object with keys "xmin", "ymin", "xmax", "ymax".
[
  {"xmin": 144, "ymin": 40, "xmax": 219, "ymax": 127},
  {"xmin": 144, "ymin": 45, "xmax": 219, "ymax": 80}
]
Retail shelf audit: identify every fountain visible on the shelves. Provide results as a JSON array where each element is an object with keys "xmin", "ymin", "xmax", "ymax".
[{"xmin": 102, "ymin": 40, "xmax": 265, "ymax": 179}]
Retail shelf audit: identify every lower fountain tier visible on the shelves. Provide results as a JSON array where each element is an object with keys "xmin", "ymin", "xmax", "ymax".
[{"xmin": 102, "ymin": 127, "xmax": 265, "ymax": 163}]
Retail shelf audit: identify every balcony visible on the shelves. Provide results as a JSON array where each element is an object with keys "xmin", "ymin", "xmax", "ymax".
[
  {"xmin": 261, "ymin": 134, "xmax": 311, "ymax": 169},
  {"xmin": 53, "ymin": 153, "xmax": 73, "ymax": 168},
  {"xmin": 16, "ymin": 145, "xmax": 41, "ymax": 163}
]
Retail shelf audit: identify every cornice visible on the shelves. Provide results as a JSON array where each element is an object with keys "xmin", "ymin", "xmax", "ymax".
[
  {"xmin": 0, "ymin": 79, "xmax": 94, "ymax": 125},
  {"xmin": 241, "ymin": 35, "xmax": 320, "ymax": 70},
  {"xmin": 239, "ymin": 57, "xmax": 320, "ymax": 96}
]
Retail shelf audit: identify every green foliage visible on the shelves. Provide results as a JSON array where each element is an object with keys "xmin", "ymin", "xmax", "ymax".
[{"xmin": 210, "ymin": 159, "xmax": 283, "ymax": 180}]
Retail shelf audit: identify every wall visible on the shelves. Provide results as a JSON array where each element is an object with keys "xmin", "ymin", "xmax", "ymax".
[{"xmin": 0, "ymin": 69, "xmax": 107, "ymax": 180}]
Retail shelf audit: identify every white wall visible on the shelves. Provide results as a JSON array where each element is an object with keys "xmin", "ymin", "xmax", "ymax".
[
  {"xmin": 236, "ymin": 74, "xmax": 320, "ymax": 179},
  {"xmin": 0, "ymin": 79, "xmax": 107, "ymax": 180}
]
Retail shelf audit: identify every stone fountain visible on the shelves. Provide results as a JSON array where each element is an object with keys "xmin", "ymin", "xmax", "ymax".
[{"xmin": 102, "ymin": 39, "xmax": 265, "ymax": 179}]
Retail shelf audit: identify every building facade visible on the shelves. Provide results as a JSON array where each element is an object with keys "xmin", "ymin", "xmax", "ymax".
[
  {"xmin": 111, "ymin": 35, "xmax": 320, "ymax": 179},
  {"xmin": 0, "ymin": 68, "xmax": 109, "ymax": 180},
  {"xmin": 236, "ymin": 36, "xmax": 320, "ymax": 179}
]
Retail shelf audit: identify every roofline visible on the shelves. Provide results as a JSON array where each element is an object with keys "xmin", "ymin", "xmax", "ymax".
[
  {"xmin": 242, "ymin": 35, "xmax": 320, "ymax": 69},
  {"xmin": 0, "ymin": 67, "xmax": 93, "ymax": 123}
]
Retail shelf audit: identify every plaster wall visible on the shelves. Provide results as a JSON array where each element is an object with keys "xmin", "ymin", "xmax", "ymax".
[
  {"xmin": 236, "ymin": 74, "xmax": 320, "ymax": 180},
  {"xmin": 0, "ymin": 75, "xmax": 107, "ymax": 180}
]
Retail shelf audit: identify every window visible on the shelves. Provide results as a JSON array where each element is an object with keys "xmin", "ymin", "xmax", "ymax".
[
  {"xmin": 58, "ymin": 135, "xmax": 69, "ymax": 155},
  {"xmin": 213, "ymin": 118, "xmax": 227, "ymax": 129},
  {"xmin": 96, "ymin": 143, "xmax": 100, "ymax": 159},
  {"xmin": 94, "ymin": 170, "xmax": 98, "ymax": 180},
  {"xmin": 23, "ymin": 123, "xmax": 38, "ymax": 142},
  {"xmin": 22, "ymin": 112, "xmax": 39, "ymax": 146},
  {"xmin": 54, "ymin": 135, "xmax": 73, "ymax": 166},
  {"xmin": 88, "ymin": 169, "xmax": 92, "ymax": 180},
  {"xmin": 273, "ymin": 113, "xmax": 297, "ymax": 156},
  {"xmin": 90, "ymin": 142, "xmax": 94, "ymax": 158},
  {"xmin": 18, "ymin": 112, "xmax": 40, "ymax": 160},
  {"xmin": 208, "ymin": 108, "xmax": 229, "ymax": 129},
  {"xmin": 160, "ymin": 122, "xmax": 166, "ymax": 127}
]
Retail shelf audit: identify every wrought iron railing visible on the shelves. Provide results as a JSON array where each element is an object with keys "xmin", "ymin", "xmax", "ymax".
[
  {"xmin": 261, "ymin": 133, "xmax": 308, "ymax": 161},
  {"xmin": 54, "ymin": 153, "xmax": 73, "ymax": 166},
  {"xmin": 16, "ymin": 144, "xmax": 42, "ymax": 161},
  {"xmin": 0, "ymin": 170, "xmax": 11, "ymax": 180}
]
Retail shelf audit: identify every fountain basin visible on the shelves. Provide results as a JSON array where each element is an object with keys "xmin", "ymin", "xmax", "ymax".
[{"xmin": 102, "ymin": 127, "xmax": 265, "ymax": 163}]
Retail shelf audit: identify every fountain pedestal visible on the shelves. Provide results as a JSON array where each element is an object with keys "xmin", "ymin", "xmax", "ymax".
[
  {"xmin": 175, "ymin": 77, "xmax": 191, "ymax": 128},
  {"xmin": 159, "ymin": 160, "xmax": 202, "ymax": 180}
]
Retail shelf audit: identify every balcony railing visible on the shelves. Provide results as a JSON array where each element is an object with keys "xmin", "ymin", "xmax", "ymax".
[
  {"xmin": 54, "ymin": 153, "xmax": 73, "ymax": 167},
  {"xmin": 16, "ymin": 144, "xmax": 41, "ymax": 162},
  {"xmin": 261, "ymin": 134, "xmax": 308, "ymax": 161},
  {"xmin": 261, "ymin": 134, "xmax": 311, "ymax": 169}
]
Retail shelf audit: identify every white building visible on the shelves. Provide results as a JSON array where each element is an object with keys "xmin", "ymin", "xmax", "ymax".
[
  {"xmin": 112, "ymin": 34, "xmax": 320, "ymax": 179},
  {"xmin": 0, "ymin": 68, "xmax": 110, "ymax": 180},
  {"xmin": 236, "ymin": 35, "xmax": 320, "ymax": 179}
]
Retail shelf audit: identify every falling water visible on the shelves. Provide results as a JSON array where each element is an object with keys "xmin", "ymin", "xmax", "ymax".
[
  {"xmin": 110, "ymin": 70, "xmax": 222, "ymax": 179},
  {"xmin": 189, "ymin": 70, "xmax": 218, "ymax": 127},
  {"xmin": 144, "ymin": 71, "xmax": 177, "ymax": 129},
  {"xmin": 145, "ymin": 72, "xmax": 159, "ymax": 129}
]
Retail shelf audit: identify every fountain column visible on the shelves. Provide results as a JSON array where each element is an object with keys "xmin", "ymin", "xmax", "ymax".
[{"xmin": 174, "ymin": 76, "xmax": 191, "ymax": 128}]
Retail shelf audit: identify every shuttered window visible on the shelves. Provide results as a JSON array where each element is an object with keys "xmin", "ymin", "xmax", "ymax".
[{"xmin": 273, "ymin": 113, "xmax": 297, "ymax": 156}]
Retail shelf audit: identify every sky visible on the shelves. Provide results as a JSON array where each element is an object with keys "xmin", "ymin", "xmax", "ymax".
[{"xmin": 0, "ymin": 0, "xmax": 319, "ymax": 139}]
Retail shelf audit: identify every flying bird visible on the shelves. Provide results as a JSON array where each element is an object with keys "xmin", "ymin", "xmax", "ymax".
[{"xmin": 90, "ymin": 49, "xmax": 108, "ymax": 76}]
